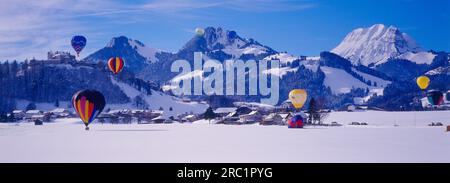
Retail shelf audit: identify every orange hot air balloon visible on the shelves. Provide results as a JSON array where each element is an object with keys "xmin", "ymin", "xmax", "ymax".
[
  {"xmin": 289, "ymin": 89, "xmax": 307, "ymax": 109},
  {"xmin": 416, "ymin": 76, "xmax": 430, "ymax": 90},
  {"xmin": 107, "ymin": 57, "xmax": 124, "ymax": 74}
]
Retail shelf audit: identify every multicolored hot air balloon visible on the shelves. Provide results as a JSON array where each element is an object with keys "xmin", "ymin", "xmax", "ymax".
[
  {"xmin": 287, "ymin": 114, "xmax": 304, "ymax": 128},
  {"xmin": 416, "ymin": 76, "xmax": 430, "ymax": 90},
  {"xmin": 107, "ymin": 57, "xmax": 124, "ymax": 74},
  {"xmin": 427, "ymin": 90, "xmax": 444, "ymax": 106},
  {"xmin": 71, "ymin": 35, "xmax": 87, "ymax": 57},
  {"xmin": 72, "ymin": 90, "xmax": 105, "ymax": 130},
  {"xmin": 289, "ymin": 89, "xmax": 307, "ymax": 109}
]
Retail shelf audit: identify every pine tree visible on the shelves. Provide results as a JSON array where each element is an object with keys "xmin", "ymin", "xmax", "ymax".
[
  {"xmin": 7, "ymin": 113, "xmax": 15, "ymax": 122},
  {"xmin": 0, "ymin": 113, "xmax": 7, "ymax": 123},
  {"xmin": 203, "ymin": 107, "xmax": 217, "ymax": 124},
  {"xmin": 307, "ymin": 98, "xmax": 316, "ymax": 124},
  {"xmin": 26, "ymin": 102, "xmax": 37, "ymax": 111},
  {"xmin": 54, "ymin": 99, "xmax": 59, "ymax": 107}
]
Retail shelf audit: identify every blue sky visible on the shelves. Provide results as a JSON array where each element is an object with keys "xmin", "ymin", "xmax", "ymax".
[{"xmin": 0, "ymin": 0, "xmax": 449, "ymax": 61}]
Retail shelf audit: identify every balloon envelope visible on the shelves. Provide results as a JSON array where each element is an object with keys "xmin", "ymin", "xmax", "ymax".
[
  {"xmin": 195, "ymin": 27, "xmax": 205, "ymax": 36},
  {"xmin": 427, "ymin": 90, "xmax": 444, "ymax": 106},
  {"xmin": 446, "ymin": 91, "xmax": 450, "ymax": 102},
  {"xmin": 288, "ymin": 114, "xmax": 304, "ymax": 128},
  {"xmin": 71, "ymin": 35, "xmax": 87, "ymax": 55},
  {"xmin": 289, "ymin": 89, "xmax": 307, "ymax": 109},
  {"xmin": 72, "ymin": 90, "xmax": 105, "ymax": 127},
  {"xmin": 107, "ymin": 57, "xmax": 124, "ymax": 74},
  {"xmin": 416, "ymin": 76, "xmax": 430, "ymax": 90}
]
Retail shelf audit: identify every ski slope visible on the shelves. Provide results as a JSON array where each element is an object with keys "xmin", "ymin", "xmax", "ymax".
[
  {"xmin": 322, "ymin": 66, "xmax": 369, "ymax": 94},
  {"xmin": 0, "ymin": 111, "xmax": 449, "ymax": 163},
  {"xmin": 322, "ymin": 66, "xmax": 389, "ymax": 96}
]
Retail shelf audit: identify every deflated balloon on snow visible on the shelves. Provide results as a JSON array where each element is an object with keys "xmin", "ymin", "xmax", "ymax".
[{"xmin": 72, "ymin": 90, "xmax": 106, "ymax": 130}]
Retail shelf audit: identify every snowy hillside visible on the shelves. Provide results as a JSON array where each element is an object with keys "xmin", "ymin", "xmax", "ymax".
[
  {"xmin": 393, "ymin": 51, "xmax": 436, "ymax": 65},
  {"xmin": 332, "ymin": 24, "xmax": 423, "ymax": 66},
  {"xmin": 110, "ymin": 77, "xmax": 208, "ymax": 117},
  {"xmin": 426, "ymin": 66, "xmax": 450, "ymax": 75},
  {"xmin": 127, "ymin": 39, "xmax": 161, "ymax": 63},
  {"xmin": 322, "ymin": 66, "xmax": 387, "ymax": 95},
  {"xmin": 263, "ymin": 53, "xmax": 300, "ymax": 65},
  {"xmin": 105, "ymin": 37, "xmax": 162, "ymax": 62}
]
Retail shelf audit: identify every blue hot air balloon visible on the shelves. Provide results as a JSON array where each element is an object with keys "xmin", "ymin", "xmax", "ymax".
[
  {"xmin": 287, "ymin": 114, "xmax": 304, "ymax": 128},
  {"xmin": 71, "ymin": 35, "xmax": 87, "ymax": 57}
]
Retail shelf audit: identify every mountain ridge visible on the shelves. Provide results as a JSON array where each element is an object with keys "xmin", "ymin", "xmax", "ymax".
[{"xmin": 331, "ymin": 24, "xmax": 428, "ymax": 66}]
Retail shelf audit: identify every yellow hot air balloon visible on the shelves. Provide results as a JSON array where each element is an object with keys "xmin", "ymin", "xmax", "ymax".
[
  {"xmin": 416, "ymin": 76, "xmax": 430, "ymax": 90},
  {"xmin": 289, "ymin": 89, "xmax": 307, "ymax": 109}
]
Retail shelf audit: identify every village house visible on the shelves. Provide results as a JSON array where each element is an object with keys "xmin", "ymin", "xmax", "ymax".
[
  {"xmin": 220, "ymin": 106, "xmax": 253, "ymax": 124},
  {"xmin": 46, "ymin": 51, "xmax": 76, "ymax": 64},
  {"xmin": 25, "ymin": 110, "xmax": 43, "ymax": 120},
  {"xmin": 213, "ymin": 107, "xmax": 237, "ymax": 118},
  {"xmin": 239, "ymin": 111, "xmax": 263, "ymax": 124},
  {"xmin": 151, "ymin": 116, "xmax": 167, "ymax": 123},
  {"xmin": 50, "ymin": 108, "xmax": 70, "ymax": 118},
  {"xmin": 12, "ymin": 110, "xmax": 25, "ymax": 120},
  {"xmin": 182, "ymin": 114, "xmax": 198, "ymax": 123},
  {"xmin": 261, "ymin": 113, "xmax": 285, "ymax": 125},
  {"xmin": 30, "ymin": 114, "xmax": 45, "ymax": 122}
]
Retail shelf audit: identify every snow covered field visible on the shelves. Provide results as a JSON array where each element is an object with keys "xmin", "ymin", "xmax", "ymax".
[{"xmin": 0, "ymin": 111, "xmax": 449, "ymax": 163}]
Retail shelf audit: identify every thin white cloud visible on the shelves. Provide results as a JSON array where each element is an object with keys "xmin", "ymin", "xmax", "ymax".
[
  {"xmin": 224, "ymin": 0, "xmax": 317, "ymax": 12},
  {"xmin": 0, "ymin": 0, "xmax": 317, "ymax": 61},
  {"xmin": 0, "ymin": 0, "xmax": 123, "ymax": 60},
  {"xmin": 140, "ymin": 0, "xmax": 316, "ymax": 13}
]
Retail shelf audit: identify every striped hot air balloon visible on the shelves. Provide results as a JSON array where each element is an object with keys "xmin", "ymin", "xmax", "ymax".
[
  {"xmin": 107, "ymin": 57, "xmax": 124, "ymax": 75},
  {"xmin": 72, "ymin": 90, "xmax": 106, "ymax": 130}
]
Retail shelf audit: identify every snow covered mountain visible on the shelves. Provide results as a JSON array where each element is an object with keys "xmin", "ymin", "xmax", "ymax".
[
  {"xmin": 331, "ymin": 24, "xmax": 428, "ymax": 66},
  {"xmin": 78, "ymin": 25, "xmax": 448, "ymax": 109},
  {"xmin": 85, "ymin": 36, "xmax": 165, "ymax": 72},
  {"xmin": 123, "ymin": 38, "xmax": 161, "ymax": 63},
  {"xmin": 178, "ymin": 27, "xmax": 276, "ymax": 60},
  {"xmin": 109, "ymin": 27, "xmax": 395, "ymax": 106}
]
